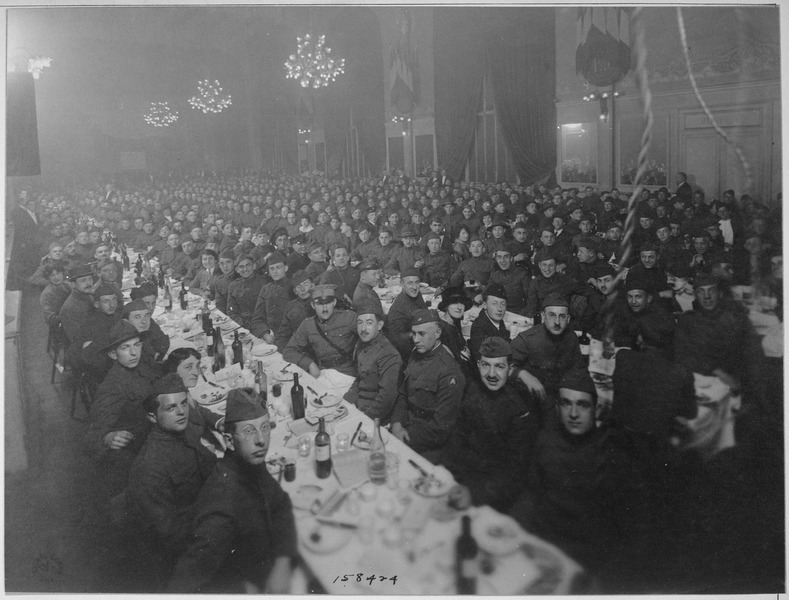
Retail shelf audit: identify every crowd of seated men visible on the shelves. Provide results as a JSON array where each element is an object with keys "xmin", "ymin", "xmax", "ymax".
[{"xmin": 17, "ymin": 167, "xmax": 783, "ymax": 592}]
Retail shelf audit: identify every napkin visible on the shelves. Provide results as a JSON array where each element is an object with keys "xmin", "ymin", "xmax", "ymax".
[
  {"xmin": 287, "ymin": 418, "xmax": 335, "ymax": 437},
  {"xmin": 331, "ymin": 449, "xmax": 370, "ymax": 489},
  {"xmin": 214, "ymin": 363, "xmax": 242, "ymax": 382},
  {"xmin": 317, "ymin": 369, "xmax": 356, "ymax": 389}
]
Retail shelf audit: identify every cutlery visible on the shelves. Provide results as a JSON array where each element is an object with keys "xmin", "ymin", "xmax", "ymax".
[
  {"xmin": 200, "ymin": 371, "xmax": 223, "ymax": 389},
  {"xmin": 316, "ymin": 518, "xmax": 357, "ymax": 530},
  {"xmin": 408, "ymin": 459, "xmax": 442, "ymax": 485},
  {"xmin": 349, "ymin": 421, "xmax": 363, "ymax": 446}
]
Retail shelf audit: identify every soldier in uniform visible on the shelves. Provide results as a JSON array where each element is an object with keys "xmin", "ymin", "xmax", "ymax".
[
  {"xmin": 386, "ymin": 267, "xmax": 428, "ymax": 359},
  {"xmin": 418, "ymin": 232, "xmax": 454, "ymax": 287},
  {"xmin": 274, "ymin": 270, "xmax": 314, "ymax": 349},
  {"xmin": 167, "ymin": 388, "xmax": 297, "ymax": 593},
  {"xmin": 209, "ymin": 250, "xmax": 237, "ymax": 314},
  {"xmin": 352, "ymin": 257, "xmax": 384, "ymax": 316},
  {"xmin": 445, "ymin": 337, "xmax": 539, "ymax": 511},
  {"xmin": 59, "ymin": 263, "xmax": 97, "ymax": 342},
  {"xmin": 369, "ymin": 227, "xmax": 398, "ymax": 266},
  {"xmin": 488, "ymin": 246, "xmax": 531, "ymax": 315},
  {"xmin": 511, "ymin": 293, "xmax": 586, "ymax": 422},
  {"xmin": 440, "ymin": 236, "xmax": 495, "ymax": 294},
  {"xmin": 250, "ymin": 252, "xmax": 293, "ymax": 343},
  {"xmin": 390, "ymin": 309, "xmax": 466, "ymax": 464},
  {"xmin": 282, "ymin": 284, "xmax": 358, "ymax": 378},
  {"xmin": 383, "ymin": 226, "xmax": 424, "ymax": 275},
  {"xmin": 524, "ymin": 248, "xmax": 591, "ymax": 321},
  {"xmin": 318, "ymin": 245, "xmax": 359, "ymax": 305},
  {"xmin": 227, "ymin": 254, "xmax": 267, "ymax": 329},
  {"xmin": 349, "ymin": 223, "xmax": 377, "ymax": 265},
  {"xmin": 344, "ymin": 302, "xmax": 402, "ymax": 422}
]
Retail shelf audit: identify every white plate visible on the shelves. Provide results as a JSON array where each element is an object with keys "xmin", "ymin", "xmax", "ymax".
[
  {"xmin": 412, "ymin": 476, "xmax": 450, "ymax": 498},
  {"xmin": 309, "ymin": 394, "xmax": 341, "ymax": 408},
  {"xmin": 252, "ymin": 343, "xmax": 278, "ymax": 357},
  {"xmin": 191, "ymin": 382, "xmax": 228, "ymax": 405},
  {"xmin": 300, "ymin": 518, "xmax": 353, "ymax": 554},
  {"xmin": 291, "ymin": 484, "xmax": 323, "ymax": 511},
  {"xmin": 472, "ymin": 510, "xmax": 523, "ymax": 556}
]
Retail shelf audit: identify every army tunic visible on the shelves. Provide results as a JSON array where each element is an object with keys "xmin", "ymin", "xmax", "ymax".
[
  {"xmin": 282, "ymin": 309, "xmax": 358, "ymax": 377},
  {"xmin": 383, "ymin": 245, "xmax": 425, "ymax": 276},
  {"xmin": 274, "ymin": 297, "xmax": 314, "ymax": 350},
  {"xmin": 250, "ymin": 277, "xmax": 293, "ymax": 339},
  {"xmin": 227, "ymin": 273, "xmax": 267, "ymax": 329},
  {"xmin": 352, "ymin": 281, "xmax": 384, "ymax": 316},
  {"xmin": 344, "ymin": 333, "xmax": 402, "ymax": 422},
  {"xmin": 489, "ymin": 266, "xmax": 532, "ymax": 314},
  {"xmin": 210, "ymin": 272, "xmax": 234, "ymax": 314},
  {"xmin": 448, "ymin": 256, "xmax": 495, "ymax": 288},
  {"xmin": 391, "ymin": 343, "xmax": 465, "ymax": 464},
  {"xmin": 421, "ymin": 251, "xmax": 454, "ymax": 287},
  {"xmin": 386, "ymin": 291, "xmax": 427, "ymax": 359},
  {"xmin": 319, "ymin": 266, "xmax": 361, "ymax": 304}
]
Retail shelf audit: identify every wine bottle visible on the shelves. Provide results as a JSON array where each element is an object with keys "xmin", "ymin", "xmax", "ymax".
[
  {"xmin": 157, "ymin": 266, "xmax": 165, "ymax": 289},
  {"xmin": 579, "ymin": 329, "xmax": 591, "ymax": 357},
  {"xmin": 164, "ymin": 279, "xmax": 173, "ymax": 312},
  {"xmin": 291, "ymin": 373, "xmax": 305, "ymax": 420},
  {"xmin": 455, "ymin": 515, "xmax": 479, "ymax": 594},
  {"xmin": 206, "ymin": 318, "xmax": 215, "ymax": 357},
  {"xmin": 315, "ymin": 417, "xmax": 332, "ymax": 479},
  {"xmin": 201, "ymin": 301, "xmax": 211, "ymax": 333},
  {"xmin": 367, "ymin": 418, "xmax": 387, "ymax": 485},
  {"xmin": 232, "ymin": 330, "xmax": 243, "ymax": 366},
  {"xmin": 213, "ymin": 329, "xmax": 226, "ymax": 372},
  {"xmin": 179, "ymin": 286, "xmax": 188, "ymax": 311},
  {"xmin": 253, "ymin": 361, "xmax": 267, "ymax": 400},
  {"xmin": 134, "ymin": 254, "xmax": 143, "ymax": 276}
]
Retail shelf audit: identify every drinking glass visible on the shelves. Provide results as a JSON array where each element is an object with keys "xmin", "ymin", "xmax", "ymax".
[
  {"xmin": 284, "ymin": 461, "xmax": 296, "ymax": 482},
  {"xmin": 385, "ymin": 452, "xmax": 399, "ymax": 490},
  {"xmin": 336, "ymin": 433, "xmax": 350, "ymax": 453},
  {"xmin": 297, "ymin": 435, "xmax": 312, "ymax": 457}
]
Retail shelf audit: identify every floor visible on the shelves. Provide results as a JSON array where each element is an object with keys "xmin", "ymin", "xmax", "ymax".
[{"xmin": 4, "ymin": 285, "xmax": 158, "ymax": 593}]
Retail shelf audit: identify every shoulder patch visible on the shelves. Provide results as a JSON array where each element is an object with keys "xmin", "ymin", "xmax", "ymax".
[{"xmin": 449, "ymin": 377, "xmax": 456, "ymax": 386}]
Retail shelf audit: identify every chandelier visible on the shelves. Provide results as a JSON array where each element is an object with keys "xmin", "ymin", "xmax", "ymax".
[
  {"xmin": 7, "ymin": 49, "xmax": 52, "ymax": 79},
  {"xmin": 189, "ymin": 79, "xmax": 232, "ymax": 114},
  {"xmin": 284, "ymin": 34, "xmax": 345, "ymax": 89},
  {"xmin": 144, "ymin": 101, "xmax": 179, "ymax": 127}
]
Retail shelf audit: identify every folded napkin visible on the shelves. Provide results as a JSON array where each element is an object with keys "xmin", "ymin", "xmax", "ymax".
[
  {"xmin": 287, "ymin": 418, "xmax": 335, "ymax": 437},
  {"xmin": 317, "ymin": 369, "xmax": 356, "ymax": 390},
  {"xmin": 331, "ymin": 449, "xmax": 370, "ymax": 489}
]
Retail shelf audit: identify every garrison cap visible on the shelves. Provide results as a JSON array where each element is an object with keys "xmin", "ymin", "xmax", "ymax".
[
  {"xmin": 559, "ymin": 368, "xmax": 596, "ymax": 396},
  {"xmin": 479, "ymin": 337, "xmax": 512, "ymax": 359},
  {"xmin": 357, "ymin": 257, "xmax": 381, "ymax": 272},
  {"xmin": 411, "ymin": 308, "xmax": 441, "ymax": 326},
  {"xmin": 543, "ymin": 292, "xmax": 569, "ymax": 309},
  {"xmin": 225, "ymin": 388, "xmax": 268, "ymax": 424}
]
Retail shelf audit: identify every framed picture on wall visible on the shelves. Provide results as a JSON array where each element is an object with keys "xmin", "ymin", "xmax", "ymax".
[
  {"xmin": 559, "ymin": 123, "xmax": 597, "ymax": 184},
  {"xmin": 619, "ymin": 114, "xmax": 668, "ymax": 186}
]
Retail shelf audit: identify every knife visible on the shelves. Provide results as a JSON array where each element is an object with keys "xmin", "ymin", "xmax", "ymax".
[
  {"xmin": 316, "ymin": 517, "xmax": 358, "ymax": 530},
  {"xmin": 408, "ymin": 458, "xmax": 442, "ymax": 485}
]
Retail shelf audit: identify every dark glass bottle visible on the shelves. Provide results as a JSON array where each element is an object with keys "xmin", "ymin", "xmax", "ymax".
[
  {"xmin": 134, "ymin": 254, "xmax": 143, "ymax": 276},
  {"xmin": 201, "ymin": 301, "xmax": 211, "ymax": 334},
  {"xmin": 213, "ymin": 329, "xmax": 226, "ymax": 373},
  {"xmin": 157, "ymin": 266, "xmax": 165, "ymax": 289},
  {"xmin": 579, "ymin": 329, "xmax": 591, "ymax": 357},
  {"xmin": 290, "ymin": 373, "xmax": 305, "ymax": 420},
  {"xmin": 315, "ymin": 417, "xmax": 332, "ymax": 479},
  {"xmin": 164, "ymin": 279, "xmax": 173, "ymax": 313},
  {"xmin": 455, "ymin": 515, "xmax": 478, "ymax": 594},
  {"xmin": 206, "ymin": 318, "xmax": 215, "ymax": 357},
  {"xmin": 179, "ymin": 286, "xmax": 188, "ymax": 311},
  {"xmin": 232, "ymin": 330, "xmax": 243, "ymax": 366}
]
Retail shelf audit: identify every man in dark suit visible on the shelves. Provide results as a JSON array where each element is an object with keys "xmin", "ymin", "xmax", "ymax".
[
  {"xmin": 675, "ymin": 172, "xmax": 693, "ymax": 204},
  {"xmin": 469, "ymin": 283, "xmax": 510, "ymax": 363},
  {"xmin": 7, "ymin": 192, "xmax": 41, "ymax": 290}
]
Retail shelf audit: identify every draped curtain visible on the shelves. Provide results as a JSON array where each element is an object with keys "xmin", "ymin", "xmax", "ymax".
[
  {"xmin": 433, "ymin": 8, "xmax": 485, "ymax": 181},
  {"xmin": 434, "ymin": 8, "xmax": 557, "ymax": 186},
  {"xmin": 487, "ymin": 8, "xmax": 557, "ymax": 185}
]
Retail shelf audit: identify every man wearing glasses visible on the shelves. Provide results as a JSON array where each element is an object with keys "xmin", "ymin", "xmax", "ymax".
[{"xmin": 168, "ymin": 388, "xmax": 297, "ymax": 593}]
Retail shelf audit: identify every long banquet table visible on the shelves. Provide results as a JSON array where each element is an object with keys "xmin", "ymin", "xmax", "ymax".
[{"xmin": 121, "ymin": 261, "xmax": 584, "ymax": 595}]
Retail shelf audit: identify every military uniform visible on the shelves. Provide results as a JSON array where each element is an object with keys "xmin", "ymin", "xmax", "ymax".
[
  {"xmin": 386, "ymin": 291, "xmax": 427, "ymax": 358},
  {"xmin": 446, "ymin": 378, "xmax": 539, "ymax": 510},
  {"xmin": 352, "ymin": 281, "xmax": 383, "ymax": 316},
  {"xmin": 383, "ymin": 246, "xmax": 424, "ymax": 276},
  {"xmin": 227, "ymin": 273, "xmax": 267, "ymax": 330},
  {"xmin": 510, "ymin": 325, "xmax": 585, "ymax": 419},
  {"xmin": 305, "ymin": 260, "xmax": 327, "ymax": 280},
  {"xmin": 59, "ymin": 289, "xmax": 95, "ymax": 342},
  {"xmin": 447, "ymin": 256, "xmax": 495, "ymax": 288},
  {"xmin": 369, "ymin": 243, "xmax": 397, "ymax": 266},
  {"xmin": 349, "ymin": 239, "xmax": 378, "ymax": 263},
  {"xmin": 250, "ymin": 278, "xmax": 293, "ymax": 338},
  {"xmin": 210, "ymin": 272, "xmax": 234, "ymax": 314},
  {"xmin": 524, "ymin": 272, "xmax": 590, "ymax": 320},
  {"xmin": 127, "ymin": 423, "xmax": 217, "ymax": 558},
  {"xmin": 421, "ymin": 251, "xmax": 454, "ymax": 287},
  {"xmin": 391, "ymin": 343, "xmax": 465, "ymax": 464},
  {"xmin": 319, "ymin": 266, "xmax": 360, "ymax": 303},
  {"xmin": 186, "ymin": 266, "xmax": 222, "ymax": 296},
  {"xmin": 160, "ymin": 248, "xmax": 192, "ymax": 280},
  {"xmin": 274, "ymin": 296, "xmax": 314, "ymax": 349},
  {"xmin": 286, "ymin": 250, "xmax": 310, "ymax": 274},
  {"xmin": 86, "ymin": 359, "xmax": 160, "ymax": 496},
  {"xmin": 282, "ymin": 309, "xmax": 358, "ymax": 377},
  {"xmin": 69, "ymin": 310, "xmax": 122, "ymax": 376},
  {"xmin": 489, "ymin": 266, "xmax": 531, "ymax": 314},
  {"xmin": 344, "ymin": 333, "xmax": 402, "ymax": 422},
  {"xmin": 167, "ymin": 454, "xmax": 298, "ymax": 593},
  {"xmin": 40, "ymin": 282, "xmax": 72, "ymax": 326}
]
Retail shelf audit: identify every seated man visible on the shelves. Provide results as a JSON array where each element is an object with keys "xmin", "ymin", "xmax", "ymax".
[
  {"xmin": 511, "ymin": 293, "xmax": 585, "ymax": 422},
  {"xmin": 250, "ymin": 253, "xmax": 293, "ymax": 342},
  {"xmin": 609, "ymin": 273, "xmax": 676, "ymax": 358},
  {"xmin": 127, "ymin": 374, "xmax": 217, "ymax": 570},
  {"xmin": 386, "ymin": 268, "xmax": 428, "ymax": 359},
  {"xmin": 525, "ymin": 248, "xmax": 591, "ymax": 322},
  {"xmin": 304, "ymin": 242, "xmax": 328, "ymax": 280},
  {"xmin": 274, "ymin": 270, "xmax": 314, "ymax": 349},
  {"xmin": 446, "ymin": 337, "xmax": 539, "ymax": 511},
  {"xmin": 185, "ymin": 249, "xmax": 221, "ymax": 297},
  {"xmin": 227, "ymin": 254, "xmax": 267, "ymax": 330},
  {"xmin": 282, "ymin": 284, "xmax": 358, "ymax": 378},
  {"xmin": 370, "ymin": 227, "xmax": 397, "ymax": 266},
  {"xmin": 564, "ymin": 237, "xmax": 600, "ymax": 287},
  {"xmin": 86, "ymin": 320, "xmax": 159, "ymax": 498},
  {"xmin": 344, "ymin": 303, "xmax": 402, "ymax": 422},
  {"xmin": 441, "ymin": 236, "xmax": 495, "ymax": 293},
  {"xmin": 59, "ymin": 264, "xmax": 97, "ymax": 342},
  {"xmin": 626, "ymin": 242, "xmax": 673, "ymax": 307},
  {"xmin": 130, "ymin": 282, "xmax": 158, "ymax": 314},
  {"xmin": 168, "ymin": 388, "xmax": 297, "ymax": 593},
  {"xmin": 509, "ymin": 369, "xmax": 634, "ymax": 570},
  {"xmin": 40, "ymin": 261, "xmax": 71, "ymax": 327},
  {"xmin": 383, "ymin": 226, "xmax": 423, "ymax": 276},
  {"xmin": 488, "ymin": 246, "xmax": 531, "ymax": 315},
  {"xmin": 418, "ymin": 232, "xmax": 453, "ymax": 287},
  {"xmin": 124, "ymin": 299, "xmax": 170, "ymax": 364},
  {"xmin": 209, "ymin": 250, "xmax": 237, "ymax": 314},
  {"xmin": 68, "ymin": 282, "xmax": 122, "ymax": 378},
  {"xmin": 390, "ymin": 309, "xmax": 465, "ymax": 464},
  {"xmin": 352, "ymin": 257, "xmax": 384, "ymax": 316},
  {"xmin": 468, "ymin": 283, "xmax": 509, "ymax": 363},
  {"xmin": 318, "ymin": 245, "xmax": 359, "ymax": 305}
]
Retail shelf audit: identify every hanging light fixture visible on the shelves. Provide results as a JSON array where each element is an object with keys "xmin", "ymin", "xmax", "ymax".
[
  {"xmin": 7, "ymin": 48, "xmax": 52, "ymax": 79},
  {"xmin": 144, "ymin": 101, "xmax": 179, "ymax": 127},
  {"xmin": 188, "ymin": 79, "xmax": 232, "ymax": 114},
  {"xmin": 284, "ymin": 33, "xmax": 345, "ymax": 89}
]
